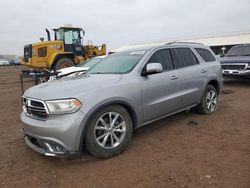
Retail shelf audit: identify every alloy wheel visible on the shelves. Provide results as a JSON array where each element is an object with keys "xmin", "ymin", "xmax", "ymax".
[
  {"xmin": 94, "ymin": 112, "xmax": 126, "ymax": 149},
  {"xmin": 206, "ymin": 90, "xmax": 217, "ymax": 112}
]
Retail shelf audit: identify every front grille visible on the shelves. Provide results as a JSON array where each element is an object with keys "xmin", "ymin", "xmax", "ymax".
[
  {"xmin": 23, "ymin": 98, "xmax": 48, "ymax": 119},
  {"xmin": 221, "ymin": 64, "xmax": 247, "ymax": 70},
  {"xmin": 24, "ymin": 44, "xmax": 32, "ymax": 62}
]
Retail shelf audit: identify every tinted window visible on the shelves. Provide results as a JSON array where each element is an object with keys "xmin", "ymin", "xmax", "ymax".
[
  {"xmin": 148, "ymin": 49, "xmax": 173, "ymax": 71},
  {"xmin": 195, "ymin": 48, "xmax": 215, "ymax": 62},
  {"xmin": 226, "ymin": 45, "xmax": 250, "ymax": 56},
  {"xmin": 171, "ymin": 48, "xmax": 198, "ymax": 68}
]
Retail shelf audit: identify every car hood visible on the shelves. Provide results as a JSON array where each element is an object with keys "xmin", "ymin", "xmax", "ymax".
[
  {"xmin": 24, "ymin": 74, "xmax": 122, "ymax": 100},
  {"xmin": 220, "ymin": 56, "xmax": 250, "ymax": 63}
]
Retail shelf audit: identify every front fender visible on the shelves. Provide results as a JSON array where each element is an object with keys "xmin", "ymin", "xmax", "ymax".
[
  {"xmin": 76, "ymin": 97, "xmax": 141, "ymax": 152},
  {"xmin": 47, "ymin": 52, "xmax": 74, "ymax": 67}
]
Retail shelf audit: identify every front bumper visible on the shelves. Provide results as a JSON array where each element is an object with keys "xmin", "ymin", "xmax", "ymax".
[
  {"xmin": 222, "ymin": 69, "xmax": 250, "ymax": 77},
  {"xmin": 20, "ymin": 110, "xmax": 86, "ymax": 157},
  {"xmin": 23, "ymin": 134, "xmax": 66, "ymax": 157}
]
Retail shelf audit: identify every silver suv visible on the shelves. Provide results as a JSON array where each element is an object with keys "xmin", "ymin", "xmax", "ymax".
[{"xmin": 21, "ymin": 42, "xmax": 223, "ymax": 158}]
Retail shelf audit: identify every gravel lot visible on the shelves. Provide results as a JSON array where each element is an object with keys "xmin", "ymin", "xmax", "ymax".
[{"xmin": 0, "ymin": 66, "xmax": 249, "ymax": 188}]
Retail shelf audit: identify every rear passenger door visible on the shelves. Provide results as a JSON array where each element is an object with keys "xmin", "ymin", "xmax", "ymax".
[
  {"xmin": 170, "ymin": 47, "xmax": 206, "ymax": 108},
  {"xmin": 140, "ymin": 49, "xmax": 182, "ymax": 123}
]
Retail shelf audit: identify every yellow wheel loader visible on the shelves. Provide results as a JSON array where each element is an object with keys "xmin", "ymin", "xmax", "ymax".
[{"xmin": 21, "ymin": 26, "xmax": 106, "ymax": 70}]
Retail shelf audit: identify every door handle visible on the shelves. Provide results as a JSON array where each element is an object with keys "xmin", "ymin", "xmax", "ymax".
[
  {"xmin": 201, "ymin": 69, "xmax": 207, "ymax": 73},
  {"xmin": 170, "ymin": 75, "xmax": 178, "ymax": 80}
]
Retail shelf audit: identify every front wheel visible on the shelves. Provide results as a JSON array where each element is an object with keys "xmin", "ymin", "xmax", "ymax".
[
  {"xmin": 85, "ymin": 105, "xmax": 133, "ymax": 158},
  {"xmin": 197, "ymin": 85, "xmax": 218, "ymax": 114},
  {"xmin": 54, "ymin": 58, "xmax": 74, "ymax": 71}
]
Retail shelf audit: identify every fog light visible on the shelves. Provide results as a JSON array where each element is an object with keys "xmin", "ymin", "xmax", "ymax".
[{"xmin": 44, "ymin": 142, "xmax": 64, "ymax": 154}]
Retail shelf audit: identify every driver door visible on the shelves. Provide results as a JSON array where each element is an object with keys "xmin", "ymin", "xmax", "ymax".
[{"xmin": 140, "ymin": 49, "xmax": 182, "ymax": 123}]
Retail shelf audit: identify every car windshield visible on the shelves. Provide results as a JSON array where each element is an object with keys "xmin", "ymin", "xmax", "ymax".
[
  {"xmin": 226, "ymin": 45, "xmax": 250, "ymax": 56},
  {"xmin": 87, "ymin": 51, "xmax": 146, "ymax": 74},
  {"xmin": 76, "ymin": 58, "xmax": 103, "ymax": 68}
]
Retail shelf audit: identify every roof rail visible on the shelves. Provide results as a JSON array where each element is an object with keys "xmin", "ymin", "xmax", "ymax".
[{"xmin": 165, "ymin": 41, "xmax": 204, "ymax": 45}]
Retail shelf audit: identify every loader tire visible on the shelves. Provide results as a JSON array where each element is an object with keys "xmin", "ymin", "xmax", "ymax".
[{"xmin": 54, "ymin": 58, "xmax": 74, "ymax": 70}]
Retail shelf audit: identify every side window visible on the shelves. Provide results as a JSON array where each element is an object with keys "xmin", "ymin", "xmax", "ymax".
[
  {"xmin": 171, "ymin": 48, "xmax": 198, "ymax": 69},
  {"xmin": 195, "ymin": 48, "xmax": 216, "ymax": 62},
  {"xmin": 64, "ymin": 31, "xmax": 73, "ymax": 44},
  {"xmin": 72, "ymin": 31, "xmax": 81, "ymax": 44},
  {"xmin": 147, "ymin": 49, "xmax": 173, "ymax": 71}
]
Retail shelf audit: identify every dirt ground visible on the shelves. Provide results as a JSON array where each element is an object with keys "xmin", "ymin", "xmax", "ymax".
[{"xmin": 0, "ymin": 66, "xmax": 249, "ymax": 188}]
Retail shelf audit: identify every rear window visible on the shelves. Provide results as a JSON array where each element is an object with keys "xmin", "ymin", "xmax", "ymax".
[{"xmin": 195, "ymin": 48, "xmax": 216, "ymax": 62}]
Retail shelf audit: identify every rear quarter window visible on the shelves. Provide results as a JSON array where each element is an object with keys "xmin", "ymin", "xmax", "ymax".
[{"xmin": 195, "ymin": 48, "xmax": 216, "ymax": 62}]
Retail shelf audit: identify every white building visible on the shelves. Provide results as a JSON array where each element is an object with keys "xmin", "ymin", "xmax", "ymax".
[{"xmin": 114, "ymin": 31, "xmax": 250, "ymax": 55}]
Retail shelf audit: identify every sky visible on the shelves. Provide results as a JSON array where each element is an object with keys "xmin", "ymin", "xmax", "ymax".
[{"xmin": 0, "ymin": 0, "xmax": 250, "ymax": 55}]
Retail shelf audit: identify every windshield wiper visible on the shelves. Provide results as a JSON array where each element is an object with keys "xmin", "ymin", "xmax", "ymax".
[{"xmin": 241, "ymin": 54, "xmax": 250, "ymax": 56}]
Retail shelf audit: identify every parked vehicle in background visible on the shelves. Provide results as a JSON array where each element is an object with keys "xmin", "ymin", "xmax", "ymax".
[
  {"xmin": 220, "ymin": 44, "xmax": 250, "ymax": 78},
  {"xmin": 10, "ymin": 59, "xmax": 20, "ymax": 66},
  {"xmin": 21, "ymin": 42, "xmax": 222, "ymax": 158},
  {"xmin": 49, "ymin": 56, "xmax": 106, "ymax": 81},
  {"xmin": 0, "ymin": 59, "xmax": 9, "ymax": 66},
  {"xmin": 14, "ymin": 58, "xmax": 21, "ymax": 66},
  {"xmin": 9, "ymin": 59, "xmax": 16, "ymax": 66}
]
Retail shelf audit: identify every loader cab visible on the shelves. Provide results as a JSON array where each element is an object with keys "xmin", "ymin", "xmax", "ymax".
[{"xmin": 53, "ymin": 27, "xmax": 85, "ymax": 56}]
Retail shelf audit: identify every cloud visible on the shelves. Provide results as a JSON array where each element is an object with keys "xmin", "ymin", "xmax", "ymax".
[{"xmin": 0, "ymin": 0, "xmax": 250, "ymax": 55}]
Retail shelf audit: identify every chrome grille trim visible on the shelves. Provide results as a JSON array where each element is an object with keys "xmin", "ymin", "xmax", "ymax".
[
  {"xmin": 221, "ymin": 63, "xmax": 247, "ymax": 70},
  {"xmin": 22, "ymin": 98, "xmax": 49, "ymax": 119}
]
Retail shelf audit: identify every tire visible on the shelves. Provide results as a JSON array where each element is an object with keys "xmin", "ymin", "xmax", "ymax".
[
  {"xmin": 54, "ymin": 58, "xmax": 74, "ymax": 71},
  {"xmin": 85, "ymin": 105, "xmax": 133, "ymax": 158},
  {"xmin": 197, "ymin": 85, "xmax": 218, "ymax": 114}
]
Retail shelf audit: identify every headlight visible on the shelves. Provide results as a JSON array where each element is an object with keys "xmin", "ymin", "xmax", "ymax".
[
  {"xmin": 45, "ymin": 99, "xmax": 81, "ymax": 115},
  {"xmin": 247, "ymin": 63, "xmax": 250, "ymax": 70}
]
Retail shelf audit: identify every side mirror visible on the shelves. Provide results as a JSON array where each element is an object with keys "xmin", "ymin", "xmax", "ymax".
[{"xmin": 142, "ymin": 63, "xmax": 163, "ymax": 76}]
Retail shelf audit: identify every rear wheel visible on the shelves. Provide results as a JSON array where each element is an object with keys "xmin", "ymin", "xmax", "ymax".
[
  {"xmin": 197, "ymin": 85, "xmax": 218, "ymax": 114},
  {"xmin": 54, "ymin": 58, "xmax": 74, "ymax": 70},
  {"xmin": 85, "ymin": 105, "xmax": 133, "ymax": 158}
]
